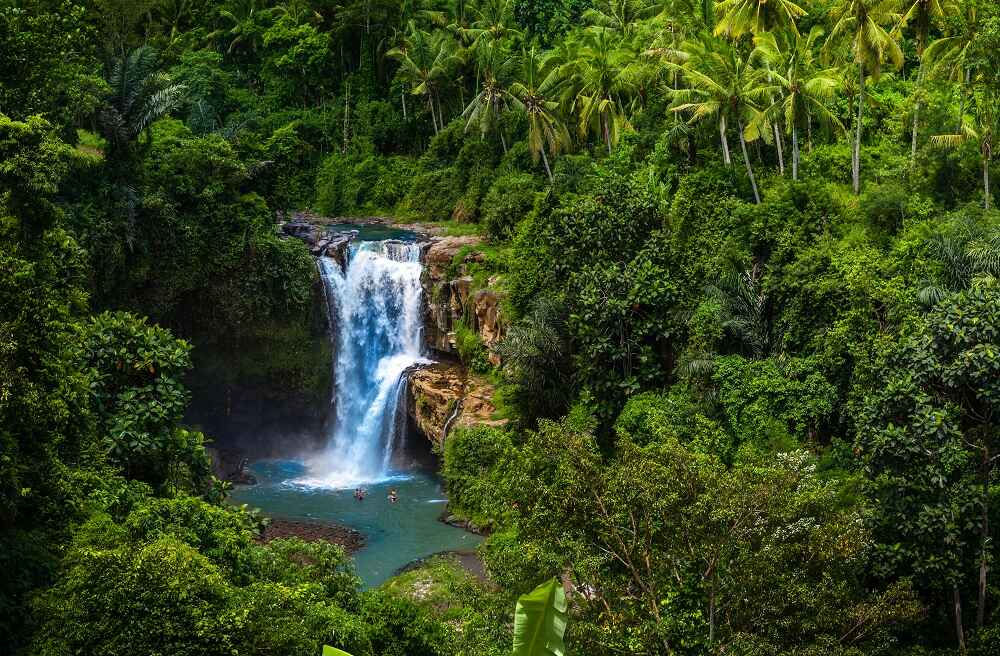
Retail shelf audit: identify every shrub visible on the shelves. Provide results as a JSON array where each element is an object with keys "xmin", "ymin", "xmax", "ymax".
[{"xmin": 482, "ymin": 172, "xmax": 540, "ymax": 241}]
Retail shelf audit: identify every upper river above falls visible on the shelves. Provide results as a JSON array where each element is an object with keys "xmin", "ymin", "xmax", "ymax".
[{"xmin": 229, "ymin": 222, "xmax": 482, "ymax": 588}]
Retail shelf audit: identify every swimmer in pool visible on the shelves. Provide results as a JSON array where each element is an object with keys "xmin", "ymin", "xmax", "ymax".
[{"xmin": 388, "ymin": 489, "xmax": 398, "ymax": 503}]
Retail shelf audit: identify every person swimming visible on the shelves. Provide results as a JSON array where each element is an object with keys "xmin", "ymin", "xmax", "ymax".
[
  {"xmin": 354, "ymin": 487, "xmax": 366, "ymax": 501},
  {"xmin": 388, "ymin": 488, "xmax": 398, "ymax": 503}
]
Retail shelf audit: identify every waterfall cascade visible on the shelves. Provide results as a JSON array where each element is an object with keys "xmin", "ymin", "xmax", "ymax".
[{"xmin": 300, "ymin": 238, "xmax": 428, "ymax": 488}]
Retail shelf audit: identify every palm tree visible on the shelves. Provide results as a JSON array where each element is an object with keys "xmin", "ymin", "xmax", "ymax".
[
  {"xmin": 468, "ymin": 0, "xmax": 521, "ymax": 50},
  {"xmin": 388, "ymin": 22, "xmax": 456, "ymax": 134},
  {"xmin": 712, "ymin": 0, "xmax": 807, "ymax": 177},
  {"xmin": 508, "ymin": 47, "xmax": 571, "ymax": 181},
  {"xmin": 462, "ymin": 41, "xmax": 515, "ymax": 151},
  {"xmin": 583, "ymin": 0, "xmax": 662, "ymax": 37},
  {"xmin": 923, "ymin": 2, "xmax": 981, "ymax": 131},
  {"xmin": 671, "ymin": 34, "xmax": 767, "ymax": 203},
  {"xmin": 713, "ymin": 0, "xmax": 807, "ymax": 39},
  {"xmin": 896, "ymin": 0, "xmax": 953, "ymax": 164},
  {"xmin": 98, "ymin": 46, "xmax": 186, "ymax": 159},
  {"xmin": 706, "ymin": 262, "xmax": 771, "ymax": 358},
  {"xmin": 750, "ymin": 28, "xmax": 844, "ymax": 180},
  {"xmin": 574, "ymin": 28, "xmax": 634, "ymax": 155},
  {"xmin": 931, "ymin": 86, "xmax": 998, "ymax": 210},
  {"xmin": 212, "ymin": 0, "xmax": 269, "ymax": 57},
  {"xmin": 826, "ymin": 0, "xmax": 902, "ymax": 195}
]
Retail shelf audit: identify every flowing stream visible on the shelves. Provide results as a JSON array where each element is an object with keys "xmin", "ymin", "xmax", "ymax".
[{"xmin": 230, "ymin": 225, "xmax": 481, "ymax": 587}]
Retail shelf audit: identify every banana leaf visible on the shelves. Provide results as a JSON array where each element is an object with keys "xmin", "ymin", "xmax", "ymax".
[{"xmin": 513, "ymin": 577, "xmax": 568, "ymax": 656}]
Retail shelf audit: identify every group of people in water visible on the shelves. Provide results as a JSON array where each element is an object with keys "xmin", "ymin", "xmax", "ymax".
[{"xmin": 353, "ymin": 487, "xmax": 398, "ymax": 503}]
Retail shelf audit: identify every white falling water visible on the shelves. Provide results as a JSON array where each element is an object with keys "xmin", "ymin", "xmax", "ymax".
[{"xmin": 299, "ymin": 239, "xmax": 429, "ymax": 488}]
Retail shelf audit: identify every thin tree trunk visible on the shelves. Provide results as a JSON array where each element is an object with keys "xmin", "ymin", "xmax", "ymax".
[
  {"xmin": 603, "ymin": 113, "xmax": 612, "ymax": 155},
  {"xmin": 429, "ymin": 95, "xmax": 439, "ymax": 134},
  {"xmin": 541, "ymin": 146, "xmax": 553, "ymax": 183},
  {"xmin": 499, "ymin": 128, "xmax": 508, "ymax": 154},
  {"xmin": 806, "ymin": 106, "xmax": 813, "ymax": 152},
  {"xmin": 985, "ymin": 150, "xmax": 992, "ymax": 211},
  {"xmin": 854, "ymin": 67, "xmax": 865, "ymax": 195},
  {"xmin": 401, "ymin": 90, "xmax": 407, "ymax": 119},
  {"xmin": 977, "ymin": 446, "xmax": 990, "ymax": 630},
  {"xmin": 738, "ymin": 118, "xmax": 761, "ymax": 204},
  {"xmin": 792, "ymin": 124, "xmax": 799, "ymax": 181},
  {"xmin": 954, "ymin": 585, "xmax": 966, "ymax": 652},
  {"xmin": 774, "ymin": 122, "xmax": 785, "ymax": 175},
  {"xmin": 719, "ymin": 114, "xmax": 731, "ymax": 166},
  {"xmin": 911, "ymin": 65, "xmax": 923, "ymax": 165}
]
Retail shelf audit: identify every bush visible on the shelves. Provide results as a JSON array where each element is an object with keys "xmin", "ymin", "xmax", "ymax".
[
  {"xmin": 402, "ymin": 167, "xmax": 463, "ymax": 220},
  {"xmin": 482, "ymin": 172, "xmax": 540, "ymax": 241}
]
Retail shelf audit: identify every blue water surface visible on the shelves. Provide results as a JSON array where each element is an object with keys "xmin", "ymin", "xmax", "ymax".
[{"xmin": 229, "ymin": 460, "xmax": 481, "ymax": 588}]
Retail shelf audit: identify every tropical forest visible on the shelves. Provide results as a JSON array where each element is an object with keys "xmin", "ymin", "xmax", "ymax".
[{"xmin": 3, "ymin": 0, "xmax": 1000, "ymax": 654}]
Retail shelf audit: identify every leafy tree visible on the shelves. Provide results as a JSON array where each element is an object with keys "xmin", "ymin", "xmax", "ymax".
[{"xmin": 860, "ymin": 284, "xmax": 1000, "ymax": 649}]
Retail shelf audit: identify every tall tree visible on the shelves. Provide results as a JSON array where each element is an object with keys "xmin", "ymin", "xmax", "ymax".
[
  {"xmin": 671, "ymin": 34, "xmax": 766, "ymax": 203},
  {"xmin": 508, "ymin": 47, "xmax": 571, "ymax": 181},
  {"xmin": 462, "ymin": 40, "xmax": 515, "ymax": 151},
  {"xmin": 931, "ymin": 85, "xmax": 997, "ymax": 210},
  {"xmin": 750, "ymin": 28, "xmax": 844, "ymax": 179},
  {"xmin": 826, "ymin": 0, "xmax": 903, "ymax": 194},
  {"xmin": 388, "ymin": 21, "xmax": 456, "ymax": 134},
  {"xmin": 573, "ymin": 28, "xmax": 634, "ymax": 155},
  {"xmin": 897, "ymin": 0, "xmax": 953, "ymax": 164}
]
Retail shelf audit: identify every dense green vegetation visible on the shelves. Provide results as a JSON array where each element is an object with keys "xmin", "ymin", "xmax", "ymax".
[{"xmin": 3, "ymin": 0, "xmax": 1000, "ymax": 654}]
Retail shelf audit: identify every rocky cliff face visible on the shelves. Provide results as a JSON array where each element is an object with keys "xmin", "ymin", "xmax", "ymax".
[
  {"xmin": 421, "ymin": 236, "xmax": 505, "ymax": 362},
  {"xmin": 406, "ymin": 362, "xmax": 506, "ymax": 447}
]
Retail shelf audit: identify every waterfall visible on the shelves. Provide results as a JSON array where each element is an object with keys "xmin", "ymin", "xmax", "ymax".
[{"xmin": 300, "ymin": 239, "xmax": 428, "ymax": 488}]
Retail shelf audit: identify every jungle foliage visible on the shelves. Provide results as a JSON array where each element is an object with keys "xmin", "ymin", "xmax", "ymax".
[{"xmin": 3, "ymin": 0, "xmax": 1000, "ymax": 655}]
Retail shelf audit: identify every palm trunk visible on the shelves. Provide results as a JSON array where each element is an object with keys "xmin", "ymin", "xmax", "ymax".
[
  {"xmin": 985, "ymin": 148, "xmax": 992, "ymax": 211},
  {"xmin": 499, "ymin": 128, "xmax": 508, "ymax": 154},
  {"xmin": 738, "ymin": 118, "xmax": 761, "ymax": 204},
  {"xmin": 401, "ymin": 90, "xmax": 407, "ymax": 119},
  {"xmin": 792, "ymin": 124, "xmax": 799, "ymax": 181},
  {"xmin": 853, "ymin": 67, "xmax": 865, "ymax": 195},
  {"xmin": 428, "ymin": 95, "xmax": 439, "ymax": 134},
  {"xmin": 774, "ymin": 122, "xmax": 785, "ymax": 175},
  {"xmin": 911, "ymin": 65, "xmax": 923, "ymax": 165},
  {"xmin": 719, "ymin": 114, "xmax": 732, "ymax": 166},
  {"xmin": 954, "ymin": 585, "xmax": 966, "ymax": 652},
  {"xmin": 541, "ymin": 147, "xmax": 553, "ymax": 183},
  {"xmin": 603, "ymin": 113, "xmax": 612, "ymax": 155}
]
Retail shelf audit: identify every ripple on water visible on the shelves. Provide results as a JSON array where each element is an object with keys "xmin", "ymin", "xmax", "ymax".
[{"xmin": 229, "ymin": 460, "xmax": 482, "ymax": 588}]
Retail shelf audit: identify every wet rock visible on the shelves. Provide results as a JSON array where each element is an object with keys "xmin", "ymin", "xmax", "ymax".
[
  {"xmin": 420, "ymin": 236, "xmax": 505, "ymax": 358},
  {"xmin": 406, "ymin": 361, "xmax": 506, "ymax": 447}
]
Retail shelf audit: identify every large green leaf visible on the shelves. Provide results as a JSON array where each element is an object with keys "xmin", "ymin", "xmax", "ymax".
[
  {"xmin": 322, "ymin": 646, "xmax": 353, "ymax": 656},
  {"xmin": 512, "ymin": 577, "xmax": 568, "ymax": 656}
]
